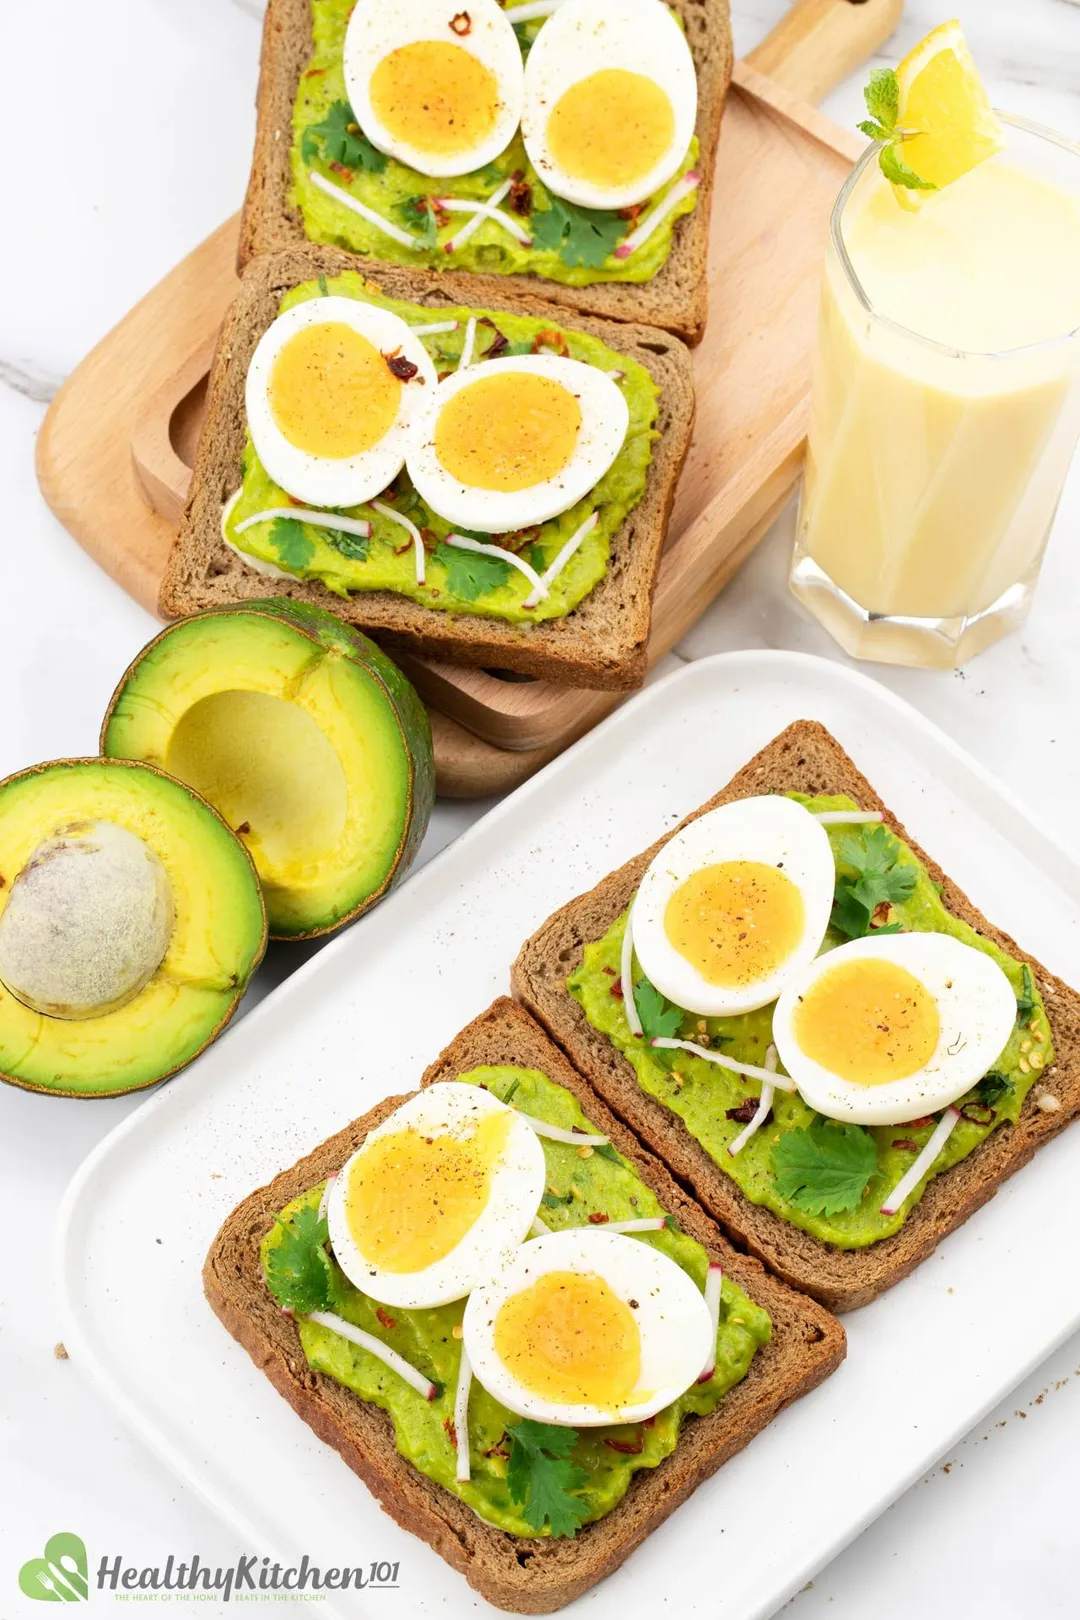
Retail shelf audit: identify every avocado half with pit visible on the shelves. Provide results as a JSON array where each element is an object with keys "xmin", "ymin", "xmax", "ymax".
[
  {"xmin": 101, "ymin": 600, "xmax": 436, "ymax": 940},
  {"xmin": 0, "ymin": 759, "xmax": 267, "ymax": 1097}
]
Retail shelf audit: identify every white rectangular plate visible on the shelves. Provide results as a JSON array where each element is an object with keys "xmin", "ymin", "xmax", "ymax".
[{"xmin": 56, "ymin": 651, "xmax": 1080, "ymax": 1620}]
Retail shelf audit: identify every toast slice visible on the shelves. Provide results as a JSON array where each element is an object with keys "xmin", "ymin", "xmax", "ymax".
[
  {"xmin": 161, "ymin": 247, "xmax": 695, "ymax": 690},
  {"xmin": 512, "ymin": 721, "xmax": 1080, "ymax": 1313},
  {"xmin": 204, "ymin": 997, "xmax": 844, "ymax": 1613},
  {"xmin": 239, "ymin": 0, "xmax": 733, "ymax": 346}
]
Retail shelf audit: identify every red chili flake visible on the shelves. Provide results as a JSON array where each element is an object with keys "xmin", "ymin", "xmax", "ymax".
[
  {"xmin": 450, "ymin": 10, "xmax": 472, "ymax": 34},
  {"xmin": 443, "ymin": 1417, "xmax": 457, "ymax": 1447},
  {"xmin": 610, "ymin": 978, "xmax": 624, "ymax": 999},
  {"xmin": 617, "ymin": 203, "xmax": 642, "ymax": 225},
  {"xmin": 959, "ymin": 1102, "xmax": 996, "ymax": 1126},
  {"xmin": 375, "ymin": 1306, "xmax": 397, "ymax": 1330},
  {"xmin": 478, "ymin": 315, "xmax": 509, "ymax": 358},
  {"xmin": 870, "ymin": 901, "xmax": 894, "ymax": 928},
  {"xmin": 235, "ymin": 821, "xmax": 252, "ymax": 837},
  {"xmin": 483, "ymin": 1433, "xmax": 511, "ymax": 1460},
  {"xmin": 603, "ymin": 1432, "xmax": 645, "ymax": 1455},
  {"xmin": 304, "ymin": 67, "xmax": 327, "ymax": 78},
  {"xmin": 328, "ymin": 160, "xmax": 354, "ymax": 183},
  {"xmin": 0, "ymin": 875, "xmax": 6, "ymax": 888},
  {"xmin": 602, "ymin": 965, "xmax": 616, "ymax": 976},
  {"xmin": 891, "ymin": 1138, "xmax": 920, "ymax": 1153},
  {"xmin": 385, "ymin": 349, "xmax": 421, "ymax": 383},
  {"xmin": 392, "ymin": 540, "xmax": 413, "ymax": 556},
  {"xmin": 642, "ymin": 1415, "xmax": 656, "ymax": 1429},
  {"xmin": 419, "ymin": 526, "xmax": 440, "ymax": 553},
  {"xmin": 531, "ymin": 327, "xmax": 570, "ymax": 358},
  {"xmin": 588, "ymin": 1212, "xmax": 610, "ymax": 1225},
  {"xmin": 508, "ymin": 171, "xmax": 532, "ymax": 216},
  {"xmin": 906, "ymin": 1116, "xmax": 935, "ymax": 1129},
  {"xmin": 726, "ymin": 1097, "xmax": 762, "ymax": 1125}
]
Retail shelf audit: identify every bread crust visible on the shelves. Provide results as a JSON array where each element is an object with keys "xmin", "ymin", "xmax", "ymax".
[
  {"xmin": 512, "ymin": 721, "xmax": 1080, "ymax": 1312},
  {"xmin": 161, "ymin": 247, "xmax": 695, "ymax": 690},
  {"xmin": 239, "ymin": 0, "xmax": 733, "ymax": 345},
  {"xmin": 204, "ymin": 997, "xmax": 844, "ymax": 1613}
]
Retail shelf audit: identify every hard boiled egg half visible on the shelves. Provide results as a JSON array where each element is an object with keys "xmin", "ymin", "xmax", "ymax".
[
  {"xmin": 772, "ymin": 932, "xmax": 1017, "ymax": 1127},
  {"xmin": 463, "ymin": 1228, "xmax": 713, "ymax": 1426},
  {"xmin": 522, "ymin": 0, "xmax": 698, "ymax": 211},
  {"xmin": 327, "ymin": 1082, "xmax": 546, "ymax": 1309},
  {"xmin": 630, "ymin": 796, "xmax": 836, "ymax": 1018},
  {"xmin": 246, "ymin": 297, "xmax": 436, "ymax": 508},
  {"xmin": 344, "ymin": 0, "xmax": 524, "ymax": 179},
  {"xmin": 405, "ymin": 353, "xmax": 628, "ymax": 532}
]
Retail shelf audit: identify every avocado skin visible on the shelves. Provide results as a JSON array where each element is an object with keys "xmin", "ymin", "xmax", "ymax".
[
  {"xmin": 0, "ymin": 758, "xmax": 267, "ymax": 1100},
  {"xmin": 102, "ymin": 599, "xmax": 436, "ymax": 941}
]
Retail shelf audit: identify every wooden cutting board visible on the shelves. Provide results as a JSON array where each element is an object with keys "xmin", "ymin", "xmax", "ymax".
[{"xmin": 36, "ymin": 0, "xmax": 900, "ymax": 797}]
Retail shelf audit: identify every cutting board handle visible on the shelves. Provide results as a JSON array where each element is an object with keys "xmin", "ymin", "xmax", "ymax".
[{"xmin": 747, "ymin": 0, "xmax": 903, "ymax": 106}]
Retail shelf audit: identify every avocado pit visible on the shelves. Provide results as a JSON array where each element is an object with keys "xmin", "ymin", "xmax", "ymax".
[{"xmin": 0, "ymin": 820, "xmax": 175, "ymax": 1019}]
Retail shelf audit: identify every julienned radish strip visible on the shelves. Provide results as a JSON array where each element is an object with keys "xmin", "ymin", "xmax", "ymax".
[
  {"xmin": 308, "ymin": 170, "xmax": 421, "ymax": 249},
  {"xmin": 411, "ymin": 319, "xmax": 459, "ymax": 337},
  {"xmin": 516, "ymin": 1112, "xmax": 609, "ymax": 1147},
  {"xmin": 529, "ymin": 1216, "xmax": 549, "ymax": 1238},
  {"xmin": 503, "ymin": 0, "xmax": 565, "ymax": 19},
  {"xmin": 728, "ymin": 1046, "xmax": 779, "ymax": 1158},
  {"xmin": 457, "ymin": 316, "xmax": 477, "ymax": 370},
  {"xmin": 880, "ymin": 1107, "xmax": 962, "ymax": 1216},
  {"xmin": 316, "ymin": 1172, "xmax": 337, "ymax": 1225},
  {"xmin": 445, "ymin": 533, "xmax": 548, "ymax": 600},
  {"xmin": 621, "ymin": 914, "xmax": 644, "ymax": 1038},
  {"xmin": 602, "ymin": 1217, "xmax": 666, "ymax": 1234},
  {"xmin": 522, "ymin": 511, "xmax": 600, "ymax": 608},
  {"xmin": 439, "ymin": 178, "xmax": 532, "ymax": 254},
  {"xmin": 373, "ymin": 500, "xmax": 426, "ymax": 586},
  {"xmin": 697, "ymin": 1264, "xmax": 723, "ymax": 1383},
  {"xmin": 813, "ymin": 810, "xmax": 884, "ymax": 826},
  {"xmin": 615, "ymin": 172, "xmax": 700, "ymax": 260},
  {"xmin": 453, "ymin": 1344, "xmax": 473, "ymax": 1483},
  {"xmin": 234, "ymin": 508, "xmax": 373, "ymax": 541},
  {"xmin": 306, "ymin": 1310, "xmax": 437, "ymax": 1400},
  {"xmin": 651, "ymin": 1037, "xmax": 798, "ymax": 1092}
]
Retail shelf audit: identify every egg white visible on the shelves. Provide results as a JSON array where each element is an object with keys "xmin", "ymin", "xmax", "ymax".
[
  {"xmin": 245, "ymin": 296, "xmax": 437, "ymax": 509},
  {"xmin": 327, "ymin": 1082, "xmax": 546, "ymax": 1309},
  {"xmin": 344, "ymin": 0, "xmax": 524, "ymax": 178},
  {"xmin": 630, "ymin": 795, "xmax": 836, "ymax": 1019},
  {"xmin": 405, "ymin": 353, "xmax": 629, "ymax": 532},
  {"xmin": 771, "ymin": 932, "xmax": 1018, "ymax": 1127},
  {"xmin": 521, "ymin": 0, "xmax": 697, "ymax": 211},
  {"xmin": 462, "ymin": 1227, "xmax": 713, "ymax": 1427}
]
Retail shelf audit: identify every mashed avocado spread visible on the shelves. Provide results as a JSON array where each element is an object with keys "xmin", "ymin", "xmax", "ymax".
[
  {"xmin": 569, "ymin": 794, "xmax": 1053, "ymax": 1250},
  {"xmin": 225, "ymin": 271, "xmax": 658, "ymax": 619},
  {"xmin": 262, "ymin": 1065, "xmax": 770, "ymax": 1536},
  {"xmin": 291, "ymin": 0, "xmax": 699, "ymax": 286}
]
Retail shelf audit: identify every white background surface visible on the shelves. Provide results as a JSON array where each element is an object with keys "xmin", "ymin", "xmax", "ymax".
[{"xmin": 2, "ymin": 0, "xmax": 1079, "ymax": 1614}]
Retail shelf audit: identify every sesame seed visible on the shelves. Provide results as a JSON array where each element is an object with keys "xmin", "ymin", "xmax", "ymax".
[
  {"xmin": 577, "ymin": 1145, "xmax": 594, "ymax": 1159},
  {"xmin": 1019, "ymin": 1058, "xmax": 1031, "ymax": 1074}
]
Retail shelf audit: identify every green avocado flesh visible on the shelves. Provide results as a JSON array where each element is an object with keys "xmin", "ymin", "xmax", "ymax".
[
  {"xmin": 262, "ymin": 1066, "xmax": 770, "ymax": 1536},
  {"xmin": 225, "ymin": 271, "xmax": 658, "ymax": 620},
  {"xmin": 102, "ymin": 600, "xmax": 435, "ymax": 940},
  {"xmin": 292, "ymin": 0, "xmax": 699, "ymax": 287},
  {"xmin": 569, "ymin": 793, "xmax": 1053, "ymax": 1249},
  {"xmin": 0, "ymin": 760, "xmax": 266, "ymax": 1097}
]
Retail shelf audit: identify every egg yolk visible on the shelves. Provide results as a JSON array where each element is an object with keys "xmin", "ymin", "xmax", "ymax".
[
  {"xmin": 663, "ymin": 861, "xmax": 805, "ymax": 987},
  {"xmin": 344, "ymin": 1110, "xmax": 512, "ymax": 1273},
  {"xmin": 369, "ymin": 41, "xmax": 500, "ymax": 158},
  {"xmin": 269, "ymin": 322, "xmax": 401, "ymax": 459},
  {"xmin": 494, "ymin": 1270, "xmax": 641, "ymax": 1407},
  {"xmin": 434, "ymin": 372, "xmax": 582, "ymax": 490},
  {"xmin": 794, "ymin": 958, "xmax": 941, "ymax": 1086},
  {"xmin": 546, "ymin": 69, "xmax": 675, "ymax": 190}
]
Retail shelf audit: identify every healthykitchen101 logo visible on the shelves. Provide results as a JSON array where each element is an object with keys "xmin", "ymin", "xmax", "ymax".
[{"xmin": 18, "ymin": 1533, "xmax": 401, "ymax": 1603}]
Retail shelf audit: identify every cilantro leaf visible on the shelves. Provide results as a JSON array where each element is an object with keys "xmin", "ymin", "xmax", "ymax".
[
  {"xmin": 434, "ymin": 542, "xmax": 513, "ymax": 601},
  {"xmin": 265, "ymin": 1204, "xmax": 334, "ymax": 1315},
  {"xmin": 632, "ymin": 976, "xmax": 683, "ymax": 1068},
  {"xmin": 831, "ymin": 824, "xmax": 916, "ymax": 938},
  {"xmin": 506, "ymin": 1419, "xmax": 588, "ymax": 1537},
  {"xmin": 974, "ymin": 1071, "xmax": 1013, "ymax": 1107},
  {"xmin": 316, "ymin": 272, "xmax": 329, "ymax": 297},
  {"xmin": 531, "ymin": 197, "xmax": 626, "ymax": 269},
  {"xmin": 1015, "ymin": 963, "xmax": 1037, "ymax": 1022},
  {"xmin": 592, "ymin": 1142, "xmax": 622, "ymax": 1164},
  {"xmin": 301, "ymin": 101, "xmax": 387, "ymax": 173},
  {"xmin": 772, "ymin": 1123, "xmax": 879, "ymax": 1216},
  {"xmin": 513, "ymin": 20, "xmax": 535, "ymax": 57},
  {"xmin": 864, "ymin": 66, "xmax": 899, "ymax": 131},
  {"xmin": 270, "ymin": 516, "xmax": 314, "ymax": 573},
  {"xmin": 399, "ymin": 195, "xmax": 439, "ymax": 251},
  {"xmin": 879, "ymin": 142, "xmax": 937, "ymax": 191},
  {"xmin": 327, "ymin": 527, "xmax": 369, "ymax": 562}
]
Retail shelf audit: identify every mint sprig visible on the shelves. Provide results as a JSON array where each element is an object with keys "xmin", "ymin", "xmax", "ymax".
[{"xmin": 858, "ymin": 68, "xmax": 936, "ymax": 191}]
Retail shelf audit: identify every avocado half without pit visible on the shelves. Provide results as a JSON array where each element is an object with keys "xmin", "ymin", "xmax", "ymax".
[
  {"xmin": 0, "ymin": 760, "xmax": 267, "ymax": 1097},
  {"xmin": 101, "ymin": 600, "xmax": 436, "ymax": 940}
]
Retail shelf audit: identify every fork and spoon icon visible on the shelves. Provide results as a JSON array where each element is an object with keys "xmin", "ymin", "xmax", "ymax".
[{"xmin": 18, "ymin": 1532, "xmax": 89, "ymax": 1603}]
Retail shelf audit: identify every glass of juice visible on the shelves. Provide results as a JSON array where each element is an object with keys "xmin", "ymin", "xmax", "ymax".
[{"xmin": 790, "ymin": 114, "xmax": 1080, "ymax": 668}]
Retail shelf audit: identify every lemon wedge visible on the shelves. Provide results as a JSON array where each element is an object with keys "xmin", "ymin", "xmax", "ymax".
[{"xmin": 892, "ymin": 20, "xmax": 1003, "ymax": 190}]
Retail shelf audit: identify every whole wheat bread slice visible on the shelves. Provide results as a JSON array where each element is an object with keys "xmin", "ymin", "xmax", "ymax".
[
  {"xmin": 512, "ymin": 722, "xmax": 1080, "ymax": 1313},
  {"xmin": 204, "ymin": 997, "xmax": 844, "ymax": 1613},
  {"xmin": 239, "ymin": 0, "xmax": 732, "ymax": 346},
  {"xmin": 161, "ymin": 247, "xmax": 695, "ymax": 690}
]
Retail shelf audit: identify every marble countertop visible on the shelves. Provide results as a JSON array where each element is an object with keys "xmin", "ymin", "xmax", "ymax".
[{"xmin": 3, "ymin": 1, "xmax": 1080, "ymax": 1614}]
